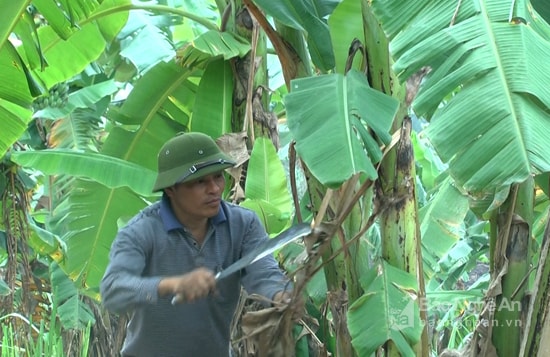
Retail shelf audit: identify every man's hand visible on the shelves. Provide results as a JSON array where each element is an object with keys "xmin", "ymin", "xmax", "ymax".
[
  {"xmin": 273, "ymin": 291, "xmax": 292, "ymax": 305},
  {"xmin": 159, "ymin": 267, "xmax": 216, "ymax": 304},
  {"xmin": 273, "ymin": 291, "xmax": 305, "ymax": 319}
]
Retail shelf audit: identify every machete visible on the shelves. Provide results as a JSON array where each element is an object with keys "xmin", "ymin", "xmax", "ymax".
[{"xmin": 171, "ymin": 222, "xmax": 312, "ymax": 304}]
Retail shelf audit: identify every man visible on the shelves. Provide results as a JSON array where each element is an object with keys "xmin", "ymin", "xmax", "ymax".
[{"xmin": 100, "ymin": 132, "xmax": 292, "ymax": 357}]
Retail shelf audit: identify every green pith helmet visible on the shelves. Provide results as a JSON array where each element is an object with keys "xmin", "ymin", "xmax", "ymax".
[{"xmin": 152, "ymin": 132, "xmax": 236, "ymax": 192}]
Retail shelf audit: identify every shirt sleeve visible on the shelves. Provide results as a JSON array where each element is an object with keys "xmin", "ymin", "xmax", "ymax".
[
  {"xmin": 239, "ymin": 215, "xmax": 293, "ymax": 301},
  {"xmin": 100, "ymin": 224, "xmax": 162, "ymax": 314}
]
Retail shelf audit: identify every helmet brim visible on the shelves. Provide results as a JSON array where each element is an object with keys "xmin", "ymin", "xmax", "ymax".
[{"xmin": 153, "ymin": 156, "xmax": 235, "ymax": 192}]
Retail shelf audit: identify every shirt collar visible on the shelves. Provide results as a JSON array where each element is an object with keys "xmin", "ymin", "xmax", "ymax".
[{"xmin": 159, "ymin": 194, "xmax": 227, "ymax": 232}]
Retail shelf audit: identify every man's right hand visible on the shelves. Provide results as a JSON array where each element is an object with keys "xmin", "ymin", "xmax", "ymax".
[{"xmin": 159, "ymin": 267, "xmax": 216, "ymax": 304}]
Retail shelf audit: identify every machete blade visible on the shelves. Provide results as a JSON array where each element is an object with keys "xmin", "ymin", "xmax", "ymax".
[
  {"xmin": 215, "ymin": 222, "xmax": 312, "ymax": 281},
  {"xmin": 171, "ymin": 222, "xmax": 311, "ymax": 304}
]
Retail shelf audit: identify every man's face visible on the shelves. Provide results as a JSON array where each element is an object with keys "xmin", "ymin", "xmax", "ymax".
[{"xmin": 165, "ymin": 172, "xmax": 226, "ymax": 223}]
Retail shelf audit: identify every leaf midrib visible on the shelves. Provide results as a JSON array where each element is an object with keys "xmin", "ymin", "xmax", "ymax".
[{"xmin": 478, "ymin": 0, "xmax": 528, "ymax": 165}]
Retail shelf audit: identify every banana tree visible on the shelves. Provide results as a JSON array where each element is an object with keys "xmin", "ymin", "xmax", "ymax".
[{"xmin": 369, "ymin": 0, "xmax": 550, "ymax": 356}]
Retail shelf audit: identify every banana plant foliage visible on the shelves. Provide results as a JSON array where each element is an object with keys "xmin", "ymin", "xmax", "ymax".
[
  {"xmin": 33, "ymin": 79, "xmax": 120, "ymax": 120},
  {"xmin": 285, "ymin": 69, "xmax": 399, "ymax": 188},
  {"xmin": 0, "ymin": 0, "xmax": 130, "ymax": 157},
  {"xmin": 11, "ymin": 149, "xmax": 157, "ymax": 196},
  {"xmin": 252, "ymin": 0, "xmax": 338, "ymax": 72},
  {"xmin": 420, "ymin": 177, "xmax": 470, "ymax": 277},
  {"xmin": 370, "ymin": 0, "xmax": 550, "ymax": 195},
  {"xmin": 240, "ymin": 137, "xmax": 293, "ymax": 234},
  {"xmin": 51, "ymin": 262, "xmax": 95, "ymax": 330},
  {"xmin": 191, "ymin": 59, "xmax": 234, "ymax": 137},
  {"xmin": 348, "ymin": 260, "xmax": 422, "ymax": 357}
]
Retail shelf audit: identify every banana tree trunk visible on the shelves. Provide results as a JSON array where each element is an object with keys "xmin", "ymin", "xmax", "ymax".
[
  {"xmin": 232, "ymin": 1, "xmax": 311, "ymax": 150},
  {"xmin": 227, "ymin": 1, "xmax": 273, "ymax": 144},
  {"xmin": 490, "ymin": 179, "xmax": 533, "ymax": 357},
  {"xmin": 376, "ymin": 117, "xmax": 427, "ymax": 357},
  {"xmin": 301, "ymin": 167, "xmax": 356, "ymax": 357},
  {"xmin": 363, "ymin": 3, "xmax": 428, "ymax": 356},
  {"xmin": 520, "ymin": 205, "xmax": 550, "ymax": 356}
]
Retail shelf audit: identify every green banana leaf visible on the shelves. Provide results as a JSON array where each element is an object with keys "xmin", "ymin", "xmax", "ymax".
[
  {"xmin": 420, "ymin": 177, "xmax": 470, "ymax": 277},
  {"xmin": 51, "ymin": 262, "xmax": 95, "ymax": 330},
  {"xmin": 328, "ymin": 0, "xmax": 365, "ymax": 74},
  {"xmin": 0, "ymin": 278, "xmax": 10, "ymax": 296},
  {"xmin": 435, "ymin": 234, "xmax": 489, "ymax": 288},
  {"xmin": 253, "ymin": 0, "xmax": 336, "ymax": 71},
  {"xmin": 52, "ymin": 181, "xmax": 148, "ymax": 294},
  {"xmin": 11, "ymin": 149, "xmax": 156, "ymax": 196},
  {"xmin": 177, "ymin": 30, "xmax": 251, "ymax": 69},
  {"xmin": 536, "ymin": 172, "xmax": 550, "ymax": 198},
  {"xmin": 239, "ymin": 200, "xmax": 288, "ymax": 235},
  {"xmin": 0, "ymin": 0, "xmax": 30, "ymax": 50},
  {"xmin": 411, "ymin": 130, "xmax": 447, "ymax": 192},
  {"xmin": 371, "ymin": 0, "xmax": 550, "ymax": 195},
  {"xmin": 240, "ymin": 137, "xmax": 293, "ymax": 233},
  {"xmin": 0, "ymin": 0, "xmax": 129, "ymax": 157},
  {"xmin": 285, "ymin": 69, "xmax": 399, "ymax": 188},
  {"xmin": 13, "ymin": 6, "xmax": 47, "ymax": 71},
  {"xmin": 348, "ymin": 260, "xmax": 422, "ymax": 357},
  {"xmin": 32, "ymin": 0, "xmax": 76, "ymax": 40},
  {"xmin": 246, "ymin": 137, "xmax": 292, "ymax": 214},
  {"xmin": 118, "ymin": 13, "xmax": 175, "ymax": 74},
  {"xmin": 0, "ymin": 99, "xmax": 32, "ymax": 158},
  {"xmin": 532, "ymin": 0, "xmax": 550, "ymax": 24},
  {"xmin": 0, "ymin": 42, "xmax": 35, "ymax": 107},
  {"xmin": 426, "ymin": 289, "xmax": 485, "ymax": 309},
  {"xmin": 0, "ymin": 42, "xmax": 36, "ymax": 157},
  {"xmin": 32, "ymin": 0, "xmax": 129, "ymax": 88},
  {"xmin": 105, "ymin": 60, "xmax": 195, "ymax": 127},
  {"xmin": 32, "ymin": 0, "xmax": 129, "ymax": 40},
  {"xmin": 191, "ymin": 59, "xmax": 234, "ymax": 137}
]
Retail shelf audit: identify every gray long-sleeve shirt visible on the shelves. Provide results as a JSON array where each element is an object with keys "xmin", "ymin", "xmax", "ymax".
[{"xmin": 100, "ymin": 197, "xmax": 291, "ymax": 357}]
